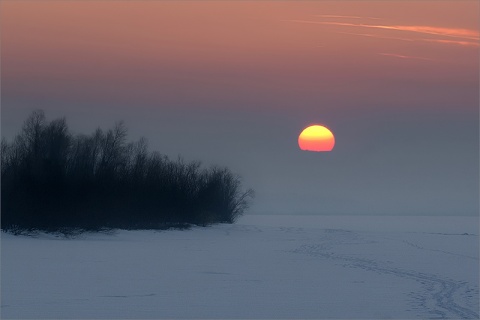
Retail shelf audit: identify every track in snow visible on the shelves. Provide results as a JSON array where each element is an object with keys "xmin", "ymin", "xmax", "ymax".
[{"xmin": 291, "ymin": 228, "xmax": 479, "ymax": 319}]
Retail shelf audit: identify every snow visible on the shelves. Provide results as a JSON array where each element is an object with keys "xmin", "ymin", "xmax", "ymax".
[{"xmin": 1, "ymin": 215, "xmax": 478, "ymax": 319}]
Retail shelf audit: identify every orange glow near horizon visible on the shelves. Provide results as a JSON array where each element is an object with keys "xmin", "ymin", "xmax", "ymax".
[{"xmin": 298, "ymin": 125, "xmax": 335, "ymax": 152}]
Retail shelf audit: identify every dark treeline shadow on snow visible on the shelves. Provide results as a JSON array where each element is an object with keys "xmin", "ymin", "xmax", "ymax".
[{"xmin": 1, "ymin": 110, "xmax": 254, "ymax": 235}]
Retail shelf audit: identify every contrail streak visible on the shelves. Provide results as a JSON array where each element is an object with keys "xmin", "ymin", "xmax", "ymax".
[
  {"xmin": 337, "ymin": 31, "xmax": 479, "ymax": 47},
  {"xmin": 286, "ymin": 20, "xmax": 480, "ymax": 41},
  {"xmin": 377, "ymin": 52, "xmax": 438, "ymax": 62}
]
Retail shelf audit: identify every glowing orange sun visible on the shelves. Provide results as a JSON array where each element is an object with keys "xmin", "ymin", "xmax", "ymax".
[{"xmin": 298, "ymin": 125, "xmax": 335, "ymax": 152}]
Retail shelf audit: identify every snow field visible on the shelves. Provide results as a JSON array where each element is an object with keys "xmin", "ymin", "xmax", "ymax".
[{"xmin": 1, "ymin": 215, "xmax": 478, "ymax": 319}]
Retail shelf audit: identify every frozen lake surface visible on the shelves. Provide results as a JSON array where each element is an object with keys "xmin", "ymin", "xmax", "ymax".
[{"xmin": 1, "ymin": 215, "xmax": 479, "ymax": 319}]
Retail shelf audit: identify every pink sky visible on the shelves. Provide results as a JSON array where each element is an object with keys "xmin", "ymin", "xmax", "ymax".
[{"xmin": 2, "ymin": 1, "xmax": 477, "ymax": 112}]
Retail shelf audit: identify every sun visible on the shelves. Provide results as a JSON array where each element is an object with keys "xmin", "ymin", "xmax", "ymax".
[{"xmin": 298, "ymin": 125, "xmax": 335, "ymax": 152}]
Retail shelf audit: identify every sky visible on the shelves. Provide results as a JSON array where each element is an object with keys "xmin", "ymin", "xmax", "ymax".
[{"xmin": 1, "ymin": 1, "xmax": 478, "ymax": 216}]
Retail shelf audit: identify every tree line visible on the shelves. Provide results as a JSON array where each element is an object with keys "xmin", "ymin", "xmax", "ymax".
[{"xmin": 1, "ymin": 110, "xmax": 254, "ymax": 234}]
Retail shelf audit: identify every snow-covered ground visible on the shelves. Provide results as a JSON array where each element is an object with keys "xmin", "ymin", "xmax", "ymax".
[{"xmin": 1, "ymin": 215, "xmax": 478, "ymax": 319}]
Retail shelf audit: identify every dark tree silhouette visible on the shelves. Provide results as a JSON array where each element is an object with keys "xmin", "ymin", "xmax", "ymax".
[{"xmin": 1, "ymin": 110, "xmax": 254, "ymax": 234}]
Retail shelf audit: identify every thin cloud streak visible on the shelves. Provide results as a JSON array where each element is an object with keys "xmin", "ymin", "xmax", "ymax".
[
  {"xmin": 392, "ymin": 25, "xmax": 479, "ymax": 40},
  {"xmin": 337, "ymin": 31, "xmax": 417, "ymax": 42},
  {"xmin": 377, "ymin": 52, "xmax": 439, "ymax": 62},
  {"xmin": 287, "ymin": 20, "xmax": 480, "ymax": 40},
  {"xmin": 337, "ymin": 31, "xmax": 479, "ymax": 47},
  {"xmin": 429, "ymin": 39, "xmax": 479, "ymax": 47}
]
